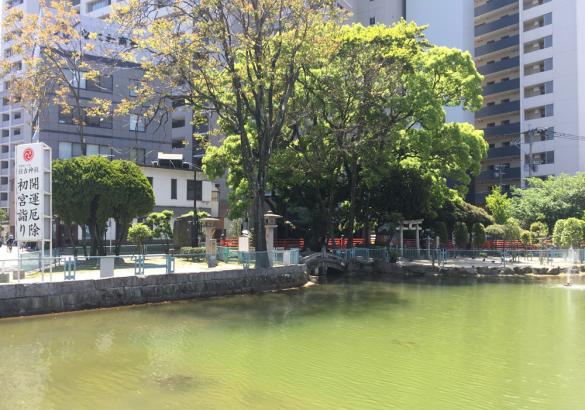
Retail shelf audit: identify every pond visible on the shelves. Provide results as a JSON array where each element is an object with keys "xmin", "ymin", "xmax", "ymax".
[{"xmin": 1, "ymin": 275, "xmax": 584, "ymax": 409}]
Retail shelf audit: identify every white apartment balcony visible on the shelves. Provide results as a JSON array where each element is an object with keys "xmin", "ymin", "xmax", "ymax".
[
  {"xmin": 10, "ymin": 134, "xmax": 24, "ymax": 143},
  {"xmin": 0, "ymin": 152, "xmax": 11, "ymax": 160},
  {"xmin": 0, "ymin": 200, "xmax": 8, "ymax": 209},
  {"xmin": 0, "ymin": 169, "xmax": 10, "ymax": 177}
]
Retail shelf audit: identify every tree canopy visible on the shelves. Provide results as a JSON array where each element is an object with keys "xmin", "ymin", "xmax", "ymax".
[
  {"xmin": 53, "ymin": 157, "xmax": 154, "ymax": 255},
  {"xmin": 203, "ymin": 22, "xmax": 486, "ymax": 248},
  {"xmin": 485, "ymin": 186, "xmax": 512, "ymax": 225},
  {"xmin": 511, "ymin": 173, "xmax": 585, "ymax": 229}
]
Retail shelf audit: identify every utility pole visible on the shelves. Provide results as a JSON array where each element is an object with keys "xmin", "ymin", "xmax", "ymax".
[{"xmin": 494, "ymin": 163, "xmax": 506, "ymax": 189}]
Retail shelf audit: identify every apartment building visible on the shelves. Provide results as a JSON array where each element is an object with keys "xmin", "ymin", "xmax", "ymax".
[
  {"xmin": 0, "ymin": 1, "xmax": 219, "ymax": 234},
  {"xmin": 520, "ymin": 0, "xmax": 585, "ymax": 181},
  {"xmin": 472, "ymin": 0, "xmax": 522, "ymax": 204},
  {"xmin": 471, "ymin": 0, "xmax": 585, "ymax": 203}
]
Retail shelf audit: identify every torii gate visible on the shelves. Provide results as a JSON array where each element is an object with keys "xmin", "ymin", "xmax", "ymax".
[{"xmin": 396, "ymin": 219, "xmax": 424, "ymax": 257}]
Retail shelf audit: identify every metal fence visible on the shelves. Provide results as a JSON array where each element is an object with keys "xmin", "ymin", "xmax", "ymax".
[
  {"xmin": 0, "ymin": 248, "xmax": 302, "ymax": 285},
  {"xmin": 327, "ymin": 246, "xmax": 585, "ymax": 269},
  {"xmin": 400, "ymin": 247, "xmax": 585, "ymax": 268},
  {"xmin": 216, "ymin": 247, "xmax": 300, "ymax": 268}
]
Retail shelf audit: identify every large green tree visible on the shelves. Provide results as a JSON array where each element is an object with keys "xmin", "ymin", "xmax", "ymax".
[
  {"xmin": 205, "ymin": 23, "xmax": 486, "ymax": 249},
  {"xmin": 112, "ymin": 0, "xmax": 338, "ymax": 256},
  {"xmin": 110, "ymin": 160, "xmax": 155, "ymax": 255},
  {"xmin": 53, "ymin": 157, "xmax": 154, "ymax": 255},
  {"xmin": 512, "ymin": 173, "xmax": 585, "ymax": 228}
]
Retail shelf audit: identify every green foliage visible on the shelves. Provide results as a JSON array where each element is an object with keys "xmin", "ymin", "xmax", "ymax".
[
  {"xmin": 485, "ymin": 224, "xmax": 505, "ymax": 239},
  {"xmin": 199, "ymin": 22, "xmax": 485, "ymax": 247},
  {"xmin": 179, "ymin": 210, "xmax": 210, "ymax": 220},
  {"xmin": 110, "ymin": 160, "xmax": 155, "ymax": 255},
  {"xmin": 178, "ymin": 247, "xmax": 206, "ymax": 255},
  {"xmin": 146, "ymin": 210, "xmax": 174, "ymax": 248},
  {"xmin": 434, "ymin": 198, "xmax": 494, "ymax": 231},
  {"xmin": 485, "ymin": 186, "xmax": 511, "ymax": 225},
  {"xmin": 0, "ymin": 209, "xmax": 8, "ymax": 233},
  {"xmin": 552, "ymin": 219, "xmax": 567, "ymax": 247},
  {"xmin": 502, "ymin": 218, "xmax": 521, "ymax": 242},
  {"xmin": 53, "ymin": 157, "xmax": 154, "ymax": 255},
  {"xmin": 454, "ymin": 222, "xmax": 469, "ymax": 249},
  {"xmin": 520, "ymin": 230, "xmax": 533, "ymax": 247},
  {"xmin": 558, "ymin": 218, "xmax": 585, "ymax": 248},
  {"xmin": 530, "ymin": 221, "xmax": 549, "ymax": 241},
  {"xmin": 434, "ymin": 222, "xmax": 449, "ymax": 245},
  {"xmin": 127, "ymin": 223, "xmax": 152, "ymax": 254},
  {"xmin": 388, "ymin": 249, "xmax": 399, "ymax": 264},
  {"xmin": 472, "ymin": 223, "xmax": 486, "ymax": 249},
  {"xmin": 511, "ymin": 173, "xmax": 585, "ymax": 228}
]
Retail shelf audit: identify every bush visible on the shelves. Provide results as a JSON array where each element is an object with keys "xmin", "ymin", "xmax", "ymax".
[
  {"xmin": 530, "ymin": 221, "xmax": 548, "ymax": 243},
  {"xmin": 559, "ymin": 218, "xmax": 585, "ymax": 248},
  {"xmin": 502, "ymin": 218, "xmax": 521, "ymax": 242},
  {"xmin": 177, "ymin": 246, "xmax": 207, "ymax": 261},
  {"xmin": 178, "ymin": 247, "xmax": 206, "ymax": 255},
  {"xmin": 454, "ymin": 222, "xmax": 469, "ymax": 249},
  {"xmin": 520, "ymin": 230, "xmax": 533, "ymax": 248},
  {"xmin": 553, "ymin": 219, "xmax": 567, "ymax": 247},
  {"xmin": 485, "ymin": 224, "xmax": 505, "ymax": 239},
  {"xmin": 388, "ymin": 249, "xmax": 398, "ymax": 264},
  {"xmin": 471, "ymin": 223, "xmax": 486, "ymax": 249},
  {"xmin": 127, "ymin": 223, "xmax": 153, "ymax": 254}
]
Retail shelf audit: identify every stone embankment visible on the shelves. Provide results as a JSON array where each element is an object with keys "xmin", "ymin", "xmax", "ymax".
[
  {"xmin": 371, "ymin": 261, "xmax": 567, "ymax": 277},
  {"xmin": 0, "ymin": 265, "xmax": 307, "ymax": 319}
]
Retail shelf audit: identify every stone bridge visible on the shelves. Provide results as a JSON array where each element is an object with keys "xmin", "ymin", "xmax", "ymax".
[{"xmin": 302, "ymin": 253, "xmax": 347, "ymax": 274}]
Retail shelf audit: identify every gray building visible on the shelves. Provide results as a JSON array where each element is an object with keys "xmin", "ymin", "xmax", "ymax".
[{"xmin": 0, "ymin": 7, "xmax": 213, "ymax": 232}]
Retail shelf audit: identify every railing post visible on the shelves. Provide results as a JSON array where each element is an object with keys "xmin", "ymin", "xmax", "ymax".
[{"xmin": 166, "ymin": 254, "xmax": 175, "ymax": 274}]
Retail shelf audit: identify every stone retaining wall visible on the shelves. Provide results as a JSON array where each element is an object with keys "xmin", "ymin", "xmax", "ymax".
[{"xmin": 0, "ymin": 265, "xmax": 308, "ymax": 319}]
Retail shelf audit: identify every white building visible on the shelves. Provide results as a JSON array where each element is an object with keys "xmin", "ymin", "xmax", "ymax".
[
  {"xmin": 472, "ymin": 0, "xmax": 585, "ymax": 201},
  {"xmin": 519, "ymin": 0, "xmax": 585, "ymax": 181},
  {"xmin": 140, "ymin": 163, "xmax": 219, "ymax": 219}
]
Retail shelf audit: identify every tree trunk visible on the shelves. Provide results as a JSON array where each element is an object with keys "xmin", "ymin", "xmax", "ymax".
[
  {"xmin": 364, "ymin": 217, "xmax": 371, "ymax": 248},
  {"xmin": 113, "ymin": 218, "xmax": 129, "ymax": 256},
  {"xmin": 252, "ymin": 184, "xmax": 269, "ymax": 267},
  {"xmin": 326, "ymin": 185, "xmax": 337, "ymax": 250},
  {"xmin": 347, "ymin": 157, "xmax": 358, "ymax": 248}
]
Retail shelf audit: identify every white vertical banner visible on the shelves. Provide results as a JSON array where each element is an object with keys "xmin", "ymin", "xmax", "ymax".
[{"xmin": 15, "ymin": 143, "xmax": 52, "ymax": 243}]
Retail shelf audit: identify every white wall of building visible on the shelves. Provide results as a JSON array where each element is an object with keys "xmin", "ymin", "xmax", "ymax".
[
  {"xmin": 406, "ymin": 0, "xmax": 475, "ymax": 124},
  {"xmin": 352, "ymin": 0, "xmax": 403, "ymax": 26},
  {"xmin": 139, "ymin": 166, "xmax": 218, "ymax": 217},
  {"xmin": 520, "ymin": 0, "xmax": 585, "ymax": 180}
]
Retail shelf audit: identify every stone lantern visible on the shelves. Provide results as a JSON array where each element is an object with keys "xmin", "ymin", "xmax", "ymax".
[
  {"xmin": 200, "ymin": 217, "xmax": 219, "ymax": 257},
  {"xmin": 264, "ymin": 211, "xmax": 282, "ymax": 251}
]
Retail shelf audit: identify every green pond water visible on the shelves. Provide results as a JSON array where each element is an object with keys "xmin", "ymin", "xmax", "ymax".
[{"xmin": 1, "ymin": 275, "xmax": 585, "ymax": 410}]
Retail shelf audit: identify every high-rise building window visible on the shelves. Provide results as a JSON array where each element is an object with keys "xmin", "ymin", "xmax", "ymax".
[
  {"xmin": 129, "ymin": 114, "xmax": 145, "ymax": 132},
  {"xmin": 524, "ymin": 35, "xmax": 553, "ymax": 54},
  {"xmin": 130, "ymin": 147, "xmax": 146, "ymax": 164},
  {"xmin": 524, "ymin": 12, "xmax": 552, "ymax": 32},
  {"xmin": 524, "ymin": 81, "xmax": 553, "ymax": 98},
  {"xmin": 524, "ymin": 0, "xmax": 552, "ymax": 11},
  {"xmin": 524, "ymin": 58, "xmax": 553, "ymax": 76}
]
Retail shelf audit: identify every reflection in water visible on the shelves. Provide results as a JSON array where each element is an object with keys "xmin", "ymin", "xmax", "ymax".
[{"xmin": 0, "ymin": 275, "xmax": 584, "ymax": 410}]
